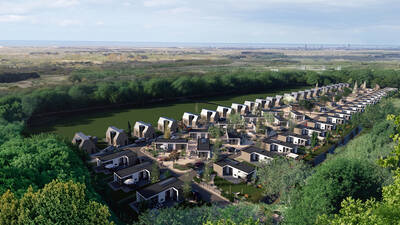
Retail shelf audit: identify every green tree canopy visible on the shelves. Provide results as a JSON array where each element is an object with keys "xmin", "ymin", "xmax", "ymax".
[
  {"xmin": 0, "ymin": 180, "xmax": 113, "ymax": 225},
  {"xmin": 284, "ymin": 158, "xmax": 385, "ymax": 225}
]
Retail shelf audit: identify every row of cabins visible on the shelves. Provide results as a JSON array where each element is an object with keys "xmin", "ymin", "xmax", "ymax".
[
  {"xmin": 212, "ymin": 84, "xmax": 391, "ymax": 181},
  {"xmin": 95, "ymin": 150, "xmax": 184, "ymax": 207}
]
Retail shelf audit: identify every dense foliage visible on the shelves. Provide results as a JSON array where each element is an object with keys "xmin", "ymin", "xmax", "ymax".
[
  {"xmin": 0, "ymin": 180, "xmax": 113, "ymax": 225},
  {"xmin": 135, "ymin": 203, "xmax": 268, "ymax": 225},
  {"xmin": 0, "ymin": 92, "xmax": 114, "ymax": 224},
  {"xmin": 0, "ymin": 69, "xmax": 399, "ymax": 124},
  {"xmin": 317, "ymin": 113, "xmax": 400, "ymax": 224},
  {"xmin": 0, "ymin": 134, "xmax": 94, "ymax": 198},
  {"xmin": 284, "ymin": 158, "xmax": 385, "ymax": 225},
  {"xmin": 256, "ymin": 157, "xmax": 310, "ymax": 201}
]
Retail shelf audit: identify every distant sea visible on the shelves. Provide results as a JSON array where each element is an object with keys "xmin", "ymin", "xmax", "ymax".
[{"xmin": 0, "ymin": 40, "xmax": 399, "ymax": 50}]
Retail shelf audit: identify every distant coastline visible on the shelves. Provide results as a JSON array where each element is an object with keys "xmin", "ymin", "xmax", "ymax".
[{"xmin": 0, "ymin": 40, "xmax": 399, "ymax": 50}]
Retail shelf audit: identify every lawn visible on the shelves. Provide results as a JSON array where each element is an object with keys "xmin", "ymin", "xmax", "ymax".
[
  {"xmin": 27, "ymin": 86, "xmax": 309, "ymax": 139},
  {"xmin": 213, "ymin": 176, "xmax": 264, "ymax": 203}
]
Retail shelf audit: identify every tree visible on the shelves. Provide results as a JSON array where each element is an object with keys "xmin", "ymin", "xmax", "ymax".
[
  {"xmin": 203, "ymin": 163, "xmax": 212, "ymax": 183},
  {"xmin": 0, "ymin": 180, "xmax": 113, "ymax": 225},
  {"xmin": 318, "ymin": 114, "xmax": 400, "ymax": 224},
  {"xmin": 284, "ymin": 158, "xmax": 385, "ymax": 225},
  {"xmin": 228, "ymin": 113, "xmax": 243, "ymax": 129},
  {"xmin": 208, "ymin": 126, "xmax": 223, "ymax": 138},
  {"xmin": 257, "ymin": 157, "xmax": 310, "ymax": 201},
  {"xmin": 319, "ymin": 95, "xmax": 329, "ymax": 105},
  {"xmin": 182, "ymin": 173, "xmax": 192, "ymax": 200},
  {"xmin": 299, "ymin": 99, "xmax": 314, "ymax": 113},
  {"xmin": 151, "ymin": 163, "xmax": 160, "ymax": 184},
  {"xmin": 135, "ymin": 202, "xmax": 267, "ymax": 225},
  {"xmin": 287, "ymin": 119, "xmax": 295, "ymax": 132},
  {"xmin": 264, "ymin": 112, "xmax": 275, "ymax": 125},
  {"xmin": 164, "ymin": 127, "xmax": 171, "ymax": 139},
  {"xmin": 311, "ymin": 132, "xmax": 319, "ymax": 148},
  {"xmin": 127, "ymin": 121, "xmax": 132, "ymax": 137}
]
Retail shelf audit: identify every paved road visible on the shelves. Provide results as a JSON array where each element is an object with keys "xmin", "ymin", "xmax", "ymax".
[
  {"xmin": 183, "ymin": 170, "xmax": 231, "ymax": 206},
  {"xmin": 192, "ymin": 183, "xmax": 230, "ymax": 206}
]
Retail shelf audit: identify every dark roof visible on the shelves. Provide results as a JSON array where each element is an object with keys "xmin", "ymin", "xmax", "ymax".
[
  {"xmin": 189, "ymin": 128, "xmax": 209, "ymax": 133},
  {"xmin": 296, "ymin": 124, "xmax": 325, "ymax": 133},
  {"xmin": 155, "ymin": 138, "xmax": 188, "ymax": 143},
  {"xmin": 197, "ymin": 138, "xmax": 211, "ymax": 151},
  {"xmin": 227, "ymin": 132, "xmax": 240, "ymax": 139},
  {"xmin": 215, "ymin": 158, "xmax": 255, "ymax": 174},
  {"xmin": 97, "ymin": 150, "xmax": 136, "ymax": 161},
  {"xmin": 290, "ymin": 110, "xmax": 303, "ymax": 116},
  {"xmin": 115, "ymin": 162, "xmax": 152, "ymax": 178},
  {"xmin": 308, "ymin": 119, "xmax": 336, "ymax": 126},
  {"xmin": 241, "ymin": 146, "xmax": 280, "ymax": 158},
  {"xmin": 280, "ymin": 132, "xmax": 310, "ymax": 140},
  {"xmin": 274, "ymin": 115, "xmax": 285, "ymax": 121},
  {"xmin": 137, "ymin": 177, "xmax": 183, "ymax": 199},
  {"xmin": 263, "ymin": 138, "xmax": 298, "ymax": 148}
]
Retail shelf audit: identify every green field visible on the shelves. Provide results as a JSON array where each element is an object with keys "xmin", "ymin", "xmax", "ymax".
[{"xmin": 27, "ymin": 86, "xmax": 309, "ymax": 139}]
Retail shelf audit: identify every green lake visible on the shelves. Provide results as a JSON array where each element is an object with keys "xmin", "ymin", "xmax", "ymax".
[{"xmin": 28, "ymin": 86, "xmax": 309, "ymax": 139}]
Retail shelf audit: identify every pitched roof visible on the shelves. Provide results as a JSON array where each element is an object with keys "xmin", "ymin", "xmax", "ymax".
[
  {"xmin": 115, "ymin": 162, "xmax": 152, "ymax": 178},
  {"xmin": 137, "ymin": 177, "xmax": 183, "ymax": 199},
  {"xmin": 74, "ymin": 132, "xmax": 90, "ymax": 140},
  {"xmin": 280, "ymin": 132, "xmax": 310, "ymax": 140},
  {"xmin": 96, "ymin": 150, "xmax": 136, "ymax": 161},
  {"xmin": 155, "ymin": 138, "xmax": 188, "ymax": 143},
  {"xmin": 215, "ymin": 158, "xmax": 255, "ymax": 174},
  {"xmin": 263, "ymin": 138, "xmax": 298, "ymax": 149},
  {"xmin": 189, "ymin": 128, "xmax": 209, "ymax": 133},
  {"xmin": 241, "ymin": 146, "xmax": 280, "ymax": 158}
]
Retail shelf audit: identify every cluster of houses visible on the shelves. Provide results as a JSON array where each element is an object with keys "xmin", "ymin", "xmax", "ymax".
[{"xmin": 72, "ymin": 82, "xmax": 397, "ymax": 210}]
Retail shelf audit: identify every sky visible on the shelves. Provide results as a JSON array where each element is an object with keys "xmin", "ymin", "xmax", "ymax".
[{"xmin": 0, "ymin": 0, "xmax": 399, "ymax": 45}]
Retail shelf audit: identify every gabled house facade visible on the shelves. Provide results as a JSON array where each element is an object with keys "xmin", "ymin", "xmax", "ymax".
[
  {"xmin": 182, "ymin": 112, "xmax": 200, "ymax": 128},
  {"xmin": 106, "ymin": 126, "xmax": 129, "ymax": 147},
  {"xmin": 133, "ymin": 121, "xmax": 156, "ymax": 139},
  {"xmin": 216, "ymin": 106, "xmax": 232, "ymax": 119},
  {"xmin": 231, "ymin": 103, "xmax": 249, "ymax": 115},
  {"xmin": 72, "ymin": 132, "xmax": 97, "ymax": 154},
  {"xmin": 157, "ymin": 117, "xmax": 178, "ymax": 133},
  {"xmin": 200, "ymin": 109, "xmax": 220, "ymax": 123}
]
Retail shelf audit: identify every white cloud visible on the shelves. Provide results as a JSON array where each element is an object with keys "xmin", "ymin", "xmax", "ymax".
[{"xmin": 0, "ymin": 15, "xmax": 27, "ymax": 23}]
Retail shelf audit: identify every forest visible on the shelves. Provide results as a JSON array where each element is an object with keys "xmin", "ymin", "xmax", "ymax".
[{"xmin": 1, "ymin": 69, "xmax": 400, "ymax": 125}]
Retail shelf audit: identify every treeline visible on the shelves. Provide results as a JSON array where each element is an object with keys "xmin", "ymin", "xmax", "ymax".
[
  {"xmin": 0, "ymin": 68, "xmax": 399, "ymax": 125},
  {"xmin": 2, "ymin": 69, "xmax": 400, "ymax": 124},
  {"xmin": 0, "ymin": 72, "xmax": 40, "ymax": 83},
  {"xmin": 1, "ymin": 70, "xmax": 308, "ymax": 122}
]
